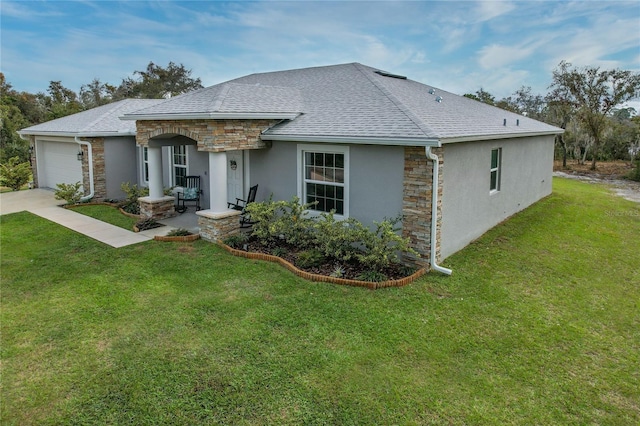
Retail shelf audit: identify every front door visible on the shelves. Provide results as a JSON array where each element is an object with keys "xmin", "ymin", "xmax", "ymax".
[{"xmin": 227, "ymin": 151, "xmax": 244, "ymax": 204}]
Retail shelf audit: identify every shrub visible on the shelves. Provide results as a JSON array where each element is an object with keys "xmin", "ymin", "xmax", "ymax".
[
  {"xmin": 313, "ymin": 212, "xmax": 363, "ymax": 263},
  {"xmin": 166, "ymin": 228, "xmax": 193, "ymax": 237},
  {"xmin": 223, "ymin": 233, "xmax": 249, "ymax": 249},
  {"xmin": 296, "ymin": 249, "xmax": 326, "ymax": 269},
  {"xmin": 627, "ymin": 159, "xmax": 640, "ymax": 182},
  {"xmin": 54, "ymin": 182, "xmax": 83, "ymax": 204},
  {"xmin": 135, "ymin": 218, "xmax": 162, "ymax": 231},
  {"xmin": 356, "ymin": 270, "xmax": 388, "ymax": 282},
  {"xmin": 245, "ymin": 196, "xmax": 316, "ymax": 248},
  {"xmin": 119, "ymin": 182, "xmax": 149, "ymax": 215},
  {"xmin": 0, "ymin": 157, "xmax": 31, "ymax": 191},
  {"xmin": 354, "ymin": 217, "xmax": 419, "ymax": 272}
]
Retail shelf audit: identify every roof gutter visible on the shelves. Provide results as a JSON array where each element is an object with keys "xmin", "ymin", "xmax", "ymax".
[
  {"xmin": 261, "ymin": 133, "xmax": 440, "ymax": 147},
  {"xmin": 120, "ymin": 112, "xmax": 301, "ymax": 121},
  {"xmin": 440, "ymin": 130, "xmax": 563, "ymax": 144},
  {"xmin": 74, "ymin": 137, "xmax": 94, "ymax": 202},
  {"xmin": 18, "ymin": 130, "xmax": 135, "ymax": 138},
  {"xmin": 425, "ymin": 146, "xmax": 452, "ymax": 276}
]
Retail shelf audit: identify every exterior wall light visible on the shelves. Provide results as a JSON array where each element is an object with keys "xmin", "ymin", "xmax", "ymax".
[{"xmin": 77, "ymin": 149, "xmax": 84, "ymax": 161}]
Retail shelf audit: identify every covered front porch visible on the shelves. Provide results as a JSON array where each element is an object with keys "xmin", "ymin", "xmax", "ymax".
[{"xmin": 134, "ymin": 118, "xmax": 277, "ymax": 241}]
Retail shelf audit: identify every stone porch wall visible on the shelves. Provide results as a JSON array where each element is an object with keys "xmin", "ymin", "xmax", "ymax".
[
  {"xmin": 135, "ymin": 119, "xmax": 278, "ymax": 152},
  {"xmin": 402, "ymin": 146, "xmax": 444, "ymax": 268}
]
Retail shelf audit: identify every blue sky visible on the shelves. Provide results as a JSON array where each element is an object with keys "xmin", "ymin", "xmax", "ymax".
[{"xmin": 2, "ymin": 0, "xmax": 639, "ymax": 105}]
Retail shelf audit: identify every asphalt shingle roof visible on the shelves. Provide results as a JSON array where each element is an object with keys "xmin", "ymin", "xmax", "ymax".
[
  {"xmin": 20, "ymin": 99, "xmax": 164, "ymax": 136},
  {"xmin": 122, "ymin": 63, "xmax": 562, "ymax": 143}
]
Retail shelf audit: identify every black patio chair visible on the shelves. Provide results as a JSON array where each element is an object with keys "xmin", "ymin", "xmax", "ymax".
[
  {"xmin": 176, "ymin": 176, "xmax": 201, "ymax": 213},
  {"xmin": 227, "ymin": 184, "xmax": 258, "ymax": 228}
]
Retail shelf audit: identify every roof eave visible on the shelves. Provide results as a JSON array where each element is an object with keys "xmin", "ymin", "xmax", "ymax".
[
  {"xmin": 121, "ymin": 112, "xmax": 301, "ymax": 121},
  {"xmin": 440, "ymin": 130, "xmax": 564, "ymax": 144},
  {"xmin": 18, "ymin": 130, "xmax": 135, "ymax": 138},
  {"xmin": 260, "ymin": 133, "xmax": 441, "ymax": 147}
]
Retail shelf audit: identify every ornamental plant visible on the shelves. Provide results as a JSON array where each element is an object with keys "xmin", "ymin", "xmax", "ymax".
[
  {"xmin": 246, "ymin": 197, "xmax": 419, "ymax": 272},
  {"xmin": 54, "ymin": 181, "xmax": 83, "ymax": 204},
  {"xmin": 0, "ymin": 157, "xmax": 31, "ymax": 191}
]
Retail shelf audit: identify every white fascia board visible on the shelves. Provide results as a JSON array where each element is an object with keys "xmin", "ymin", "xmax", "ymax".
[
  {"xmin": 261, "ymin": 133, "xmax": 441, "ymax": 147},
  {"xmin": 18, "ymin": 130, "xmax": 134, "ymax": 138},
  {"xmin": 120, "ymin": 112, "xmax": 301, "ymax": 121},
  {"xmin": 440, "ymin": 130, "xmax": 563, "ymax": 144}
]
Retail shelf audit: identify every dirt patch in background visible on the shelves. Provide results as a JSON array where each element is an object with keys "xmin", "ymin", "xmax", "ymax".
[
  {"xmin": 553, "ymin": 160, "xmax": 640, "ymax": 204},
  {"xmin": 553, "ymin": 160, "xmax": 636, "ymax": 179}
]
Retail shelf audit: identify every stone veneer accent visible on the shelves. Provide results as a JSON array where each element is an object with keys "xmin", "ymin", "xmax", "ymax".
[
  {"xmin": 79, "ymin": 137, "xmax": 106, "ymax": 200},
  {"xmin": 25, "ymin": 135, "xmax": 39, "ymax": 188},
  {"xmin": 197, "ymin": 210, "xmax": 242, "ymax": 242},
  {"xmin": 139, "ymin": 196, "xmax": 176, "ymax": 220},
  {"xmin": 402, "ymin": 146, "xmax": 444, "ymax": 268},
  {"xmin": 135, "ymin": 119, "xmax": 278, "ymax": 152}
]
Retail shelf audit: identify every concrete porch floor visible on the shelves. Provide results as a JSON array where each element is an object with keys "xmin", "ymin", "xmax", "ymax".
[{"xmin": 158, "ymin": 208, "xmax": 200, "ymax": 233}]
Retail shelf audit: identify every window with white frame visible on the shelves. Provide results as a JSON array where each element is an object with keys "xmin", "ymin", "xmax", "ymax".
[
  {"xmin": 142, "ymin": 147, "xmax": 149, "ymax": 183},
  {"xmin": 490, "ymin": 148, "xmax": 502, "ymax": 192},
  {"xmin": 172, "ymin": 145, "xmax": 187, "ymax": 187},
  {"xmin": 298, "ymin": 145, "xmax": 349, "ymax": 216}
]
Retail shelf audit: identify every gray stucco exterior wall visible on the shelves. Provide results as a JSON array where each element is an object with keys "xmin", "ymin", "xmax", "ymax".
[
  {"xmin": 249, "ymin": 141, "xmax": 405, "ymax": 224},
  {"xmin": 440, "ymin": 135, "xmax": 554, "ymax": 259},
  {"xmin": 104, "ymin": 136, "xmax": 137, "ymax": 199}
]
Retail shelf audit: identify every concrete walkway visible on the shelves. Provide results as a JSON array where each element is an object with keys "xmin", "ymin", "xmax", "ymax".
[{"xmin": 0, "ymin": 189, "xmax": 157, "ymax": 248}]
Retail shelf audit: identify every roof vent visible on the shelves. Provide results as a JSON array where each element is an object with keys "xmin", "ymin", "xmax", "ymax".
[
  {"xmin": 517, "ymin": 119, "xmax": 520, "ymax": 126},
  {"xmin": 374, "ymin": 70, "xmax": 407, "ymax": 80},
  {"xmin": 429, "ymin": 88, "xmax": 436, "ymax": 95},
  {"xmin": 503, "ymin": 118, "xmax": 507, "ymax": 126},
  {"xmin": 436, "ymin": 96, "xmax": 443, "ymax": 103}
]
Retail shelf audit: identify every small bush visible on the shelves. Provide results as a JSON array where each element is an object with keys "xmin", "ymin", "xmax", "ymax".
[
  {"xmin": 135, "ymin": 218, "xmax": 162, "ymax": 231},
  {"xmin": 356, "ymin": 270, "xmax": 388, "ymax": 282},
  {"xmin": 627, "ymin": 160, "xmax": 640, "ymax": 182},
  {"xmin": 223, "ymin": 233, "xmax": 249, "ymax": 249},
  {"xmin": 296, "ymin": 249, "xmax": 326, "ymax": 269},
  {"xmin": 54, "ymin": 182, "xmax": 83, "ymax": 204},
  {"xmin": 0, "ymin": 157, "xmax": 31, "ymax": 191},
  {"xmin": 166, "ymin": 228, "xmax": 193, "ymax": 237},
  {"xmin": 330, "ymin": 264, "xmax": 346, "ymax": 278},
  {"xmin": 245, "ymin": 196, "xmax": 316, "ymax": 248},
  {"xmin": 272, "ymin": 246, "xmax": 289, "ymax": 258},
  {"xmin": 121, "ymin": 182, "xmax": 149, "ymax": 201}
]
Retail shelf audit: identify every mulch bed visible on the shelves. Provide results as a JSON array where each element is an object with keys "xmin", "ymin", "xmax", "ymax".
[{"xmin": 240, "ymin": 238, "xmax": 415, "ymax": 282}]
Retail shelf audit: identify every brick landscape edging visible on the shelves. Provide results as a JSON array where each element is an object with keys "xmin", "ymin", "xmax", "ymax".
[
  {"xmin": 217, "ymin": 243, "xmax": 427, "ymax": 289},
  {"xmin": 154, "ymin": 234, "xmax": 200, "ymax": 242}
]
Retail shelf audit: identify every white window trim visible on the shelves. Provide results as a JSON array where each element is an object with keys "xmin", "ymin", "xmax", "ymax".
[
  {"xmin": 172, "ymin": 145, "xmax": 188, "ymax": 187},
  {"xmin": 490, "ymin": 147, "xmax": 502, "ymax": 194},
  {"xmin": 297, "ymin": 144, "xmax": 349, "ymax": 218},
  {"xmin": 142, "ymin": 146, "xmax": 149, "ymax": 184}
]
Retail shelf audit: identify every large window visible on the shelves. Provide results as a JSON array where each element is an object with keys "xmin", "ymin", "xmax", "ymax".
[
  {"xmin": 173, "ymin": 145, "xmax": 188, "ymax": 187},
  {"xmin": 490, "ymin": 148, "xmax": 501, "ymax": 193},
  {"xmin": 298, "ymin": 145, "xmax": 349, "ymax": 217}
]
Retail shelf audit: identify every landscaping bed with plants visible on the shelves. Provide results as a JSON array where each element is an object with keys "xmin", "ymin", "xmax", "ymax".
[{"xmin": 223, "ymin": 197, "xmax": 420, "ymax": 283}]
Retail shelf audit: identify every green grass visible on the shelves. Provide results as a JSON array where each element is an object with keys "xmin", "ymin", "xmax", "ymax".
[
  {"xmin": 1, "ymin": 177, "xmax": 638, "ymax": 425},
  {"xmin": 68, "ymin": 204, "xmax": 138, "ymax": 230}
]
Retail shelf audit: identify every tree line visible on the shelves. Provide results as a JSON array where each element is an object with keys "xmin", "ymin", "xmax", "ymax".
[
  {"xmin": 1, "ymin": 62, "xmax": 203, "ymax": 164},
  {"xmin": 2, "ymin": 60, "xmax": 640, "ymax": 171}
]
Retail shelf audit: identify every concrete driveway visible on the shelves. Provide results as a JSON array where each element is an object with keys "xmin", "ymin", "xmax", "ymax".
[
  {"xmin": 0, "ymin": 188, "xmax": 60, "ymax": 215},
  {"xmin": 0, "ymin": 189, "xmax": 153, "ymax": 247}
]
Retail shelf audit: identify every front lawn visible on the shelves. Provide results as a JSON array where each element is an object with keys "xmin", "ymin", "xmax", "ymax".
[{"xmin": 1, "ymin": 178, "xmax": 638, "ymax": 425}]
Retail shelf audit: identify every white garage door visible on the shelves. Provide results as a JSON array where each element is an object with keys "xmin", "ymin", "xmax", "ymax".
[{"xmin": 37, "ymin": 141, "xmax": 83, "ymax": 189}]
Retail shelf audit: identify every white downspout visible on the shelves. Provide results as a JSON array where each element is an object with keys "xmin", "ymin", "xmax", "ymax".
[
  {"xmin": 74, "ymin": 137, "xmax": 94, "ymax": 202},
  {"xmin": 425, "ymin": 146, "xmax": 452, "ymax": 275}
]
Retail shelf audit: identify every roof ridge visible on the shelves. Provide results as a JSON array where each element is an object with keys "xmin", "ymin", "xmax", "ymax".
[
  {"xmin": 353, "ymin": 63, "xmax": 438, "ymax": 139},
  {"xmin": 82, "ymin": 99, "xmax": 130, "ymax": 132}
]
